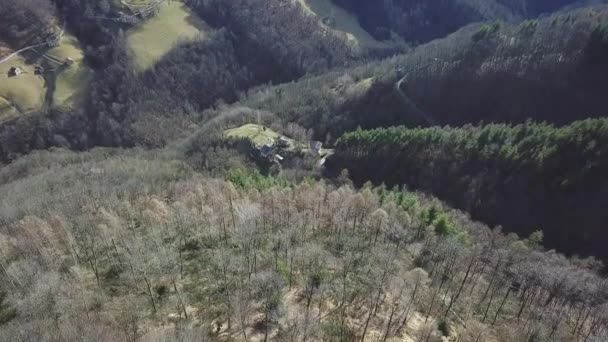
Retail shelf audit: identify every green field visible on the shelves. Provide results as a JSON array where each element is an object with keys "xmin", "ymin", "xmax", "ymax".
[
  {"xmin": 224, "ymin": 124, "xmax": 333, "ymax": 159},
  {"xmin": 295, "ymin": 0, "xmax": 384, "ymax": 49},
  {"xmin": 354, "ymin": 77, "xmax": 375, "ymax": 93},
  {"xmin": 1, "ymin": 2, "xmax": 206, "ymax": 118},
  {"xmin": 127, "ymin": 1, "xmax": 208, "ymax": 72},
  {"xmin": 48, "ymin": 34, "xmax": 93, "ymax": 110},
  {"xmin": 224, "ymin": 124, "xmax": 282, "ymax": 146},
  {"xmin": 0, "ymin": 32, "xmax": 92, "ymax": 120},
  {"xmin": 0, "ymin": 54, "xmax": 45, "ymax": 121},
  {"xmin": 0, "ymin": 96, "xmax": 19, "ymax": 122}
]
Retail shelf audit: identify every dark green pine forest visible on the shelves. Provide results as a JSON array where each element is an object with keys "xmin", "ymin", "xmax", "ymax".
[{"xmin": 328, "ymin": 120, "xmax": 608, "ymax": 261}]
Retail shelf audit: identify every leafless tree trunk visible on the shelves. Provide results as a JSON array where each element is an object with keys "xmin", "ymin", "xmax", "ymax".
[
  {"xmin": 444, "ymin": 252, "xmax": 477, "ymax": 318},
  {"xmin": 491, "ymin": 285, "xmax": 512, "ymax": 325}
]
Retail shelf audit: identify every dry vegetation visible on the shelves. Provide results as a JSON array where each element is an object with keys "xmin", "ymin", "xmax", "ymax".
[
  {"xmin": 0, "ymin": 1, "xmax": 607, "ymax": 341},
  {"xmin": 0, "ymin": 0, "xmax": 57, "ymax": 48},
  {"xmin": 0, "ymin": 149, "xmax": 606, "ymax": 341}
]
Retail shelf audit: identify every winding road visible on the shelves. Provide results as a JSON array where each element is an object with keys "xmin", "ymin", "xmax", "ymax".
[
  {"xmin": 394, "ymin": 74, "xmax": 437, "ymax": 126},
  {"xmin": 0, "ymin": 22, "xmax": 65, "ymax": 66},
  {"xmin": 0, "ymin": 42, "xmax": 48, "ymax": 66}
]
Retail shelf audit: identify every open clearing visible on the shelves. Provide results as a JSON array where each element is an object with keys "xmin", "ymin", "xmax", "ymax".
[
  {"xmin": 224, "ymin": 124, "xmax": 282, "ymax": 146},
  {"xmin": 47, "ymin": 33, "xmax": 93, "ymax": 110},
  {"xmin": 0, "ymin": 31, "xmax": 92, "ymax": 119},
  {"xmin": 225, "ymin": 124, "xmax": 333, "ymax": 159},
  {"xmin": 294, "ymin": 0, "xmax": 384, "ymax": 49},
  {"xmin": 0, "ymin": 53, "xmax": 45, "ymax": 121},
  {"xmin": 127, "ymin": 1, "xmax": 208, "ymax": 72},
  {"xmin": 0, "ymin": 96, "xmax": 19, "ymax": 122}
]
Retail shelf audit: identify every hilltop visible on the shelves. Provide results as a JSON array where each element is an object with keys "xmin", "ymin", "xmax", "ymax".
[{"xmin": 0, "ymin": 147, "xmax": 606, "ymax": 341}]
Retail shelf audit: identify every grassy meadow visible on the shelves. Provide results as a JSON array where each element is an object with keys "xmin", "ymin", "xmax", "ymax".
[
  {"xmin": 0, "ymin": 53, "xmax": 45, "ymax": 121},
  {"xmin": 294, "ymin": 0, "xmax": 385, "ymax": 49},
  {"xmin": 47, "ymin": 33, "xmax": 93, "ymax": 110},
  {"xmin": 127, "ymin": 1, "xmax": 208, "ymax": 72},
  {"xmin": 224, "ymin": 124, "xmax": 282, "ymax": 146}
]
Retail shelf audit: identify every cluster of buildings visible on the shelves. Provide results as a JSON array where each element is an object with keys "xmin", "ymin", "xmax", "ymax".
[
  {"xmin": 254, "ymin": 136, "xmax": 323, "ymax": 164},
  {"xmin": 96, "ymin": 0, "xmax": 166, "ymax": 24},
  {"xmin": 9, "ymin": 57, "xmax": 74, "ymax": 77},
  {"xmin": 255, "ymin": 136, "xmax": 289, "ymax": 163}
]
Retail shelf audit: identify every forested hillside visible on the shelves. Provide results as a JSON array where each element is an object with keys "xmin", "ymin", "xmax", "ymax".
[
  {"xmin": 0, "ymin": 148, "xmax": 606, "ymax": 341},
  {"xmin": 194, "ymin": 6, "xmax": 608, "ymax": 144},
  {"xmin": 3, "ymin": 3, "xmax": 608, "ymax": 162},
  {"xmin": 328, "ymin": 119, "xmax": 608, "ymax": 261},
  {"xmin": 0, "ymin": 0, "xmax": 386, "ymax": 162},
  {"xmin": 331, "ymin": 0, "xmax": 598, "ymax": 43},
  {"xmin": 1, "ymin": 1, "xmax": 608, "ymax": 341},
  {"xmin": 0, "ymin": 0, "xmax": 57, "ymax": 48}
]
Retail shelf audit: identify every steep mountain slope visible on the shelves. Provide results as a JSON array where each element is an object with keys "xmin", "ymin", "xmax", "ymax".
[
  {"xmin": 332, "ymin": 0, "xmax": 607, "ymax": 43},
  {"xmin": 3, "ymin": 0, "xmax": 604, "ymax": 160},
  {"xmin": 1, "ymin": 1, "xmax": 608, "ymax": 340},
  {"xmin": 185, "ymin": 0, "xmax": 384, "ymax": 77},
  {"xmin": 292, "ymin": 0, "xmax": 390, "ymax": 51},
  {"xmin": 328, "ymin": 119, "xmax": 608, "ymax": 261},
  {"xmin": 176, "ymin": 6, "xmax": 608, "ymax": 267},
  {"xmin": 333, "ymin": 0, "xmax": 514, "ymax": 42},
  {"xmin": 208, "ymin": 6, "xmax": 608, "ymax": 143},
  {"xmin": 0, "ymin": 0, "xmax": 388, "ymax": 162},
  {"xmin": 0, "ymin": 148, "xmax": 606, "ymax": 341}
]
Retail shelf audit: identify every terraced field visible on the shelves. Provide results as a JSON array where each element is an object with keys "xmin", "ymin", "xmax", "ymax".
[{"xmin": 126, "ymin": 1, "xmax": 208, "ymax": 72}]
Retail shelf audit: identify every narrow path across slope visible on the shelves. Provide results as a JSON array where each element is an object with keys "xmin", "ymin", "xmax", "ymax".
[
  {"xmin": 0, "ymin": 22, "xmax": 65, "ymax": 66},
  {"xmin": 394, "ymin": 74, "xmax": 437, "ymax": 126},
  {"xmin": 0, "ymin": 43, "xmax": 48, "ymax": 66}
]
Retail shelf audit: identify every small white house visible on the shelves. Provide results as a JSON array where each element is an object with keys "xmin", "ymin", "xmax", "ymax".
[
  {"xmin": 9, "ymin": 66, "xmax": 22, "ymax": 76},
  {"xmin": 64, "ymin": 57, "xmax": 75, "ymax": 66}
]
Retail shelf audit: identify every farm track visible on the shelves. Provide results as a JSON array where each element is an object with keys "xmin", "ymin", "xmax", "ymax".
[
  {"xmin": 0, "ymin": 43, "xmax": 47, "ymax": 66},
  {"xmin": 395, "ymin": 74, "xmax": 437, "ymax": 126},
  {"xmin": 0, "ymin": 23, "xmax": 65, "ymax": 66}
]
